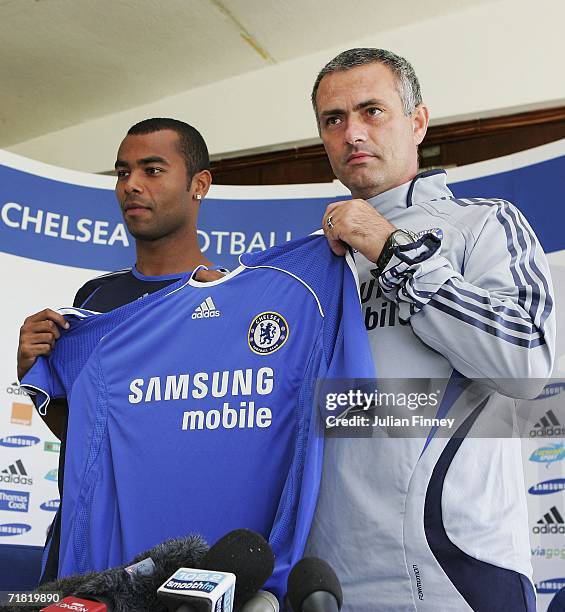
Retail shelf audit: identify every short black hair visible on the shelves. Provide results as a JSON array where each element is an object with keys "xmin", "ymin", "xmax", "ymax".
[
  {"xmin": 127, "ymin": 118, "xmax": 210, "ymax": 179},
  {"xmin": 312, "ymin": 48, "xmax": 422, "ymax": 119}
]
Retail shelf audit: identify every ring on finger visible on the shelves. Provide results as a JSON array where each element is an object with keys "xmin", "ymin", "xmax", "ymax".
[{"xmin": 327, "ymin": 215, "xmax": 334, "ymax": 230}]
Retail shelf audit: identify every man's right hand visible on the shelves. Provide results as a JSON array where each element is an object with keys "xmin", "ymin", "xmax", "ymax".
[{"xmin": 17, "ymin": 309, "xmax": 69, "ymax": 380}]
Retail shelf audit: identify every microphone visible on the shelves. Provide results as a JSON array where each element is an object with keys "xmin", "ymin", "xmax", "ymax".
[
  {"xmin": 202, "ymin": 529, "xmax": 274, "ymax": 609},
  {"xmin": 239, "ymin": 590, "xmax": 279, "ymax": 612},
  {"xmin": 286, "ymin": 558, "xmax": 343, "ymax": 612},
  {"xmin": 36, "ymin": 534, "xmax": 208, "ymax": 612},
  {"xmin": 157, "ymin": 568, "xmax": 236, "ymax": 611},
  {"xmin": 157, "ymin": 528, "xmax": 276, "ymax": 612}
]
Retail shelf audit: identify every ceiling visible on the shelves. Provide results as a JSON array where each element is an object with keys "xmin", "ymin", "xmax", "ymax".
[{"xmin": 0, "ymin": 0, "xmax": 497, "ymax": 149}]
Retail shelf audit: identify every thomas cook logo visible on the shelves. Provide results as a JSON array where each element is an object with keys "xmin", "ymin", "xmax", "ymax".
[{"xmin": 248, "ymin": 312, "xmax": 289, "ymax": 355}]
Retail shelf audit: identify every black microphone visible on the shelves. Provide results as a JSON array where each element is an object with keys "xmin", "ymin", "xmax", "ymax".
[
  {"xmin": 203, "ymin": 529, "xmax": 274, "ymax": 609},
  {"xmin": 157, "ymin": 528, "xmax": 275, "ymax": 612},
  {"xmin": 286, "ymin": 558, "xmax": 343, "ymax": 612},
  {"xmin": 35, "ymin": 534, "xmax": 208, "ymax": 612},
  {"xmin": 239, "ymin": 590, "xmax": 279, "ymax": 612}
]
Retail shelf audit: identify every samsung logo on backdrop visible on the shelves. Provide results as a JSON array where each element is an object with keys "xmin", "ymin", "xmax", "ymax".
[
  {"xmin": 533, "ymin": 382, "xmax": 565, "ymax": 400},
  {"xmin": 1, "ymin": 202, "xmax": 129, "ymax": 247},
  {"xmin": 529, "ymin": 479, "xmax": 565, "ymax": 495},
  {"xmin": 40, "ymin": 499, "xmax": 60, "ymax": 512},
  {"xmin": 536, "ymin": 578, "xmax": 565, "ymax": 594},
  {"xmin": 0, "ymin": 436, "xmax": 40, "ymax": 448},
  {"xmin": 0, "ymin": 523, "xmax": 31, "ymax": 536}
]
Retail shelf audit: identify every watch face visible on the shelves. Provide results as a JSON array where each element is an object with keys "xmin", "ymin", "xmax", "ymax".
[{"xmin": 394, "ymin": 231, "xmax": 416, "ymax": 246}]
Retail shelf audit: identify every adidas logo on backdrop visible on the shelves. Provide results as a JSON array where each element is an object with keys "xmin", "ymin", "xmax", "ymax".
[
  {"xmin": 0, "ymin": 459, "xmax": 33, "ymax": 485},
  {"xmin": 191, "ymin": 297, "xmax": 220, "ymax": 320},
  {"xmin": 530, "ymin": 409, "xmax": 565, "ymax": 437},
  {"xmin": 533, "ymin": 506, "xmax": 565, "ymax": 535}
]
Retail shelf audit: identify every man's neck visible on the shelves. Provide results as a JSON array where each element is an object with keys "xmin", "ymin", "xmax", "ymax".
[
  {"xmin": 352, "ymin": 173, "xmax": 417, "ymax": 201},
  {"xmin": 135, "ymin": 235, "xmax": 213, "ymax": 277}
]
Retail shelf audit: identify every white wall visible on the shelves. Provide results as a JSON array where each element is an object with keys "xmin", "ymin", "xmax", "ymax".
[{"xmin": 8, "ymin": 0, "xmax": 565, "ymax": 173}]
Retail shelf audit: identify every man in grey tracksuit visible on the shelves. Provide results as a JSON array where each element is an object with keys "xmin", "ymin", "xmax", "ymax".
[{"xmin": 305, "ymin": 47, "xmax": 555, "ymax": 612}]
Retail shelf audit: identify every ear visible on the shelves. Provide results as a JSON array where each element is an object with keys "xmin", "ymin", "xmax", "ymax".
[
  {"xmin": 189, "ymin": 169, "xmax": 212, "ymax": 200},
  {"xmin": 412, "ymin": 104, "xmax": 429, "ymax": 146}
]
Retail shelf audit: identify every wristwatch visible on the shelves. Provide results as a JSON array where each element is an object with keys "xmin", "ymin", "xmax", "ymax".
[{"xmin": 371, "ymin": 229, "xmax": 418, "ymax": 278}]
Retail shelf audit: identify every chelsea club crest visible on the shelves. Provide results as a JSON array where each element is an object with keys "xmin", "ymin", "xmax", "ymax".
[{"xmin": 248, "ymin": 312, "xmax": 289, "ymax": 355}]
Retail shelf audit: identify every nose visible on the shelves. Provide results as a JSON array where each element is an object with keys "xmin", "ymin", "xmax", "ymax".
[
  {"xmin": 123, "ymin": 171, "xmax": 144, "ymax": 195},
  {"xmin": 344, "ymin": 115, "xmax": 368, "ymax": 146}
]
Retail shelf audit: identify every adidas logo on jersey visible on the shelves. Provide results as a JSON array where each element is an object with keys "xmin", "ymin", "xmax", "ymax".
[
  {"xmin": 530, "ymin": 409, "xmax": 565, "ymax": 437},
  {"xmin": 191, "ymin": 297, "xmax": 220, "ymax": 319},
  {"xmin": 0, "ymin": 459, "xmax": 33, "ymax": 485},
  {"xmin": 533, "ymin": 506, "xmax": 565, "ymax": 534}
]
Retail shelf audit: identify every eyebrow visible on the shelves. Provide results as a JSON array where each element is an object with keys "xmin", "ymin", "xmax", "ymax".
[
  {"xmin": 114, "ymin": 156, "xmax": 170, "ymax": 169},
  {"xmin": 319, "ymin": 98, "xmax": 384, "ymax": 117}
]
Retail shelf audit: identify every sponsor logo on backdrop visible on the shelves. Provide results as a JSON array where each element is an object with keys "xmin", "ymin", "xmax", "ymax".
[
  {"xmin": 0, "ymin": 489, "xmax": 30, "ymax": 512},
  {"xmin": 0, "ymin": 523, "xmax": 31, "ymax": 536},
  {"xmin": 40, "ymin": 499, "xmax": 60, "ymax": 512},
  {"xmin": 192, "ymin": 297, "xmax": 221, "ymax": 320},
  {"xmin": 532, "ymin": 506, "xmax": 565, "ymax": 534},
  {"xmin": 197, "ymin": 229, "xmax": 292, "ymax": 257},
  {"xmin": 0, "ymin": 459, "xmax": 33, "ymax": 485},
  {"xmin": 10, "ymin": 402, "xmax": 33, "ymax": 426},
  {"xmin": 530, "ymin": 442, "xmax": 565, "ymax": 467},
  {"xmin": 44, "ymin": 469, "xmax": 58, "ymax": 482},
  {"xmin": 5, "ymin": 382, "xmax": 30, "ymax": 397},
  {"xmin": 532, "ymin": 546, "xmax": 565, "ymax": 561},
  {"xmin": 533, "ymin": 382, "xmax": 565, "ymax": 400},
  {"xmin": 0, "ymin": 435, "xmax": 40, "ymax": 448},
  {"xmin": 536, "ymin": 577, "xmax": 565, "ymax": 594},
  {"xmin": 44, "ymin": 441, "xmax": 61, "ymax": 453},
  {"xmin": 0, "ymin": 202, "xmax": 129, "ymax": 246},
  {"xmin": 530, "ymin": 410, "xmax": 565, "ymax": 437},
  {"xmin": 529, "ymin": 479, "xmax": 565, "ymax": 495}
]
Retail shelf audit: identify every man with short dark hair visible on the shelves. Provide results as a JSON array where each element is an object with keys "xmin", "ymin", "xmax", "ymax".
[
  {"xmin": 306, "ymin": 48, "xmax": 555, "ymax": 611},
  {"xmin": 17, "ymin": 118, "xmax": 223, "ymax": 583}
]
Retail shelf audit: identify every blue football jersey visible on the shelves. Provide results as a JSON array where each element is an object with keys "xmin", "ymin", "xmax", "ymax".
[{"xmin": 22, "ymin": 234, "xmax": 375, "ymax": 598}]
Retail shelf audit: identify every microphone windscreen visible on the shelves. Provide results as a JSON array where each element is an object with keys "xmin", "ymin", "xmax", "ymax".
[
  {"xmin": 130, "ymin": 533, "xmax": 209, "ymax": 578},
  {"xmin": 203, "ymin": 529, "xmax": 275, "ymax": 608},
  {"xmin": 286, "ymin": 558, "xmax": 343, "ymax": 612},
  {"xmin": 75, "ymin": 534, "xmax": 209, "ymax": 612},
  {"xmin": 36, "ymin": 571, "xmax": 98, "ymax": 597}
]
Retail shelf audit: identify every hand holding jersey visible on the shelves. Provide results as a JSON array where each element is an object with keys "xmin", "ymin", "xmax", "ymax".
[
  {"xmin": 322, "ymin": 198, "xmax": 396, "ymax": 262},
  {"xmin": 17, "ymin": 308, "xmax": 70, "ymax": 380}
]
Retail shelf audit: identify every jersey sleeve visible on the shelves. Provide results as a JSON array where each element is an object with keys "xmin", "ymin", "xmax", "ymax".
[
  {"xmin": 379, "ymin": 199, "xmax": 555, "ymax": 398},
  {"xmin": 21, "ymin": 355, "xmax": 65, "ymax": 416},
  {"xmin": 260, "ymin": 237, "xmax": 376, "ymax": 597},
  {"xmin": 321, "ymin": 250, "xmax": 376, "ymax": 380}
]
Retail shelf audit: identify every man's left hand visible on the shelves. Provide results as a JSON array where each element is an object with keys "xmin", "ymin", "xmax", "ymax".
[{"xmin": 322, "ymin": 199, "xmax": 396, "ymax": 262}]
